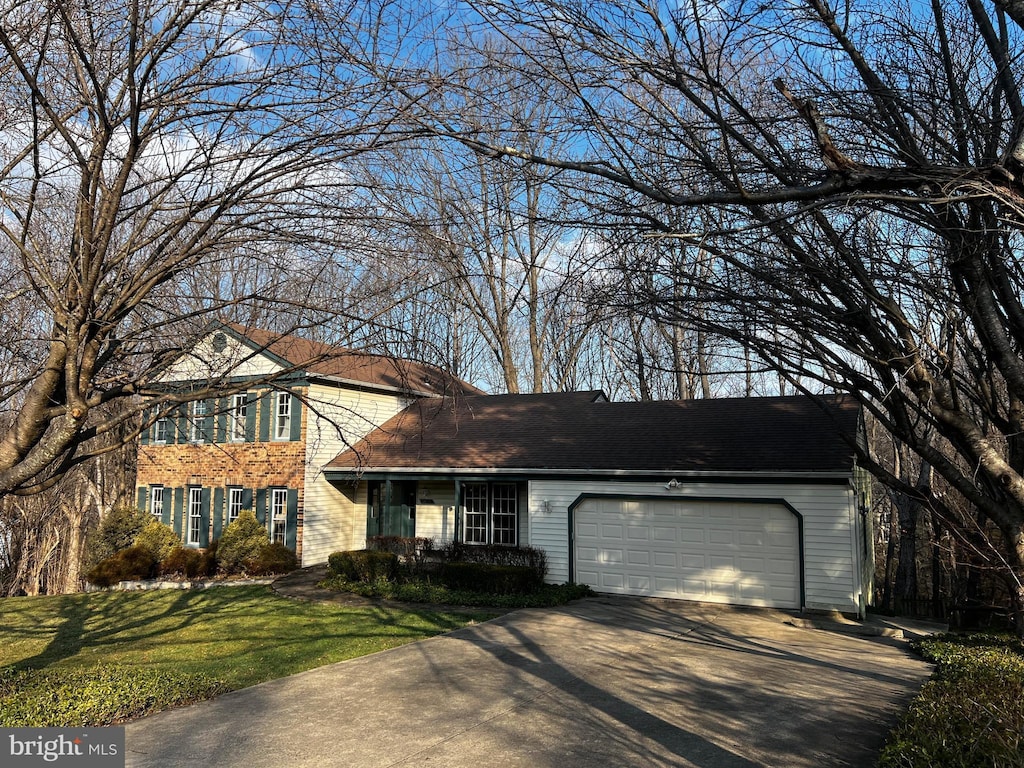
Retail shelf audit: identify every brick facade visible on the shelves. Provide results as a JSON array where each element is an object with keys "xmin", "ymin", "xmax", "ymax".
[{"xmin": 136, "ymin": 387, "xmax": 308, "ymax": 560}]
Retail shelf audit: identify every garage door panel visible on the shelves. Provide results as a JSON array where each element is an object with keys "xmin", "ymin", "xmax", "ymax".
[{"xmin": 575, "ymin": 498, "xmax": 799, "ymax": 609}]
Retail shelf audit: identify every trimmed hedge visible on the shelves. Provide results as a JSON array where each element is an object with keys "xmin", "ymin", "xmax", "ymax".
[
  {"xmin": 367, "ymin": 536, "xmax": 434, "ymax": 558},
  {"xmin": 0, "ymin": 665, "xmax": 226, "ymax": 727},
  {"xmin": 439, "ymin": 542, "xmax": 547, "ymax": 580},
  {"xmin": 327, "ymin": 550, "xmax": 399, "ymax": 583},
  {"xmin": 439, "ymin": 562, "xmax": 544, "ymax": 595},
  {"xmin": 159, "ymin": 547, "xmax": 211, "ymax": 579},
  {"xmin": 217, "ymin": 510, "xmax": 269, "ymax": 574}
]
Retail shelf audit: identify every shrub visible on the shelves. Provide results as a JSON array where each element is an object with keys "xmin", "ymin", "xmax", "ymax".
[
  {"xmin": 217, "ymin": 510, "xmax": 269, "ymax": 574},
  {"xmin": 439, "ymin": 542, "xmax": 547, "ymax": 582},
  {"xmin": 134, "ymin": 520, "xmax": 180, "ymax": 563},
  {"xmin": 159, "ymin": 547, "xmax": 206, "ymax": 579},
  {"xmin": 879, "ymin": 633, "xmax": 1024, "ymax": 768},
  {"xmin": 327, "ymin": 550, "xmax": 399, "ymax": 583},
  {"xmin": 439, "ymin": 562, "xmax": 544, "ymax": 595},
  {"xmin": 85, "ymin": 545, "xmax": 157, "ymax": 587},
  {"xmin": 245, "ymin": 543, "xmax": 299, "ymax": 576},
  {"xmin": 85, "ymin": 505, "xmax": 153, "ymax": 566},
  {"xmin": 367, "ymin": 536, "xmax": 434, "ymax": 558}
]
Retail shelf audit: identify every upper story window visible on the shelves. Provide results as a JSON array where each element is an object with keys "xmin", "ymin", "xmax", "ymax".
[
  {"xmin": 155, "ymin": 417, "xmax": 170, "ymax": 443},
  {"xmin": 190, "ymin": 400, "xmax": 209, "ymax": 442},
  {"xmin": 274, "ymin": 392, "xmax": 291, "ymax": 440},
  {"xmin": 229, "ymin": 394, "xmax": 247, "ymax": 442}
]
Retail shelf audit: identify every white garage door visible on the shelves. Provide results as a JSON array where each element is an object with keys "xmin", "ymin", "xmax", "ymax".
[{"xmin": 574, "ymin": 497, "xmax": 800, "ymax": 609}]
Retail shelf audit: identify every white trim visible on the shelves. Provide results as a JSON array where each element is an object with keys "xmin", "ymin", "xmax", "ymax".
[
  {"xmin": 187, "ymin": 487, "xmax": 203, "ymax": 546},
  {"xmin": 328, "ymin": 467, "xmax": 853, "ymax": 480}
]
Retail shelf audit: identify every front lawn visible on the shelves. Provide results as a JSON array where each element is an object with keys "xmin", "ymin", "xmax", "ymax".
[
  {"xmin": 0, "ymin": 585, "xmax": 493, "ymax": 726},
  {"xmin": 878, "ymin": 632, "xmax": 1024, "ymax": 768}
]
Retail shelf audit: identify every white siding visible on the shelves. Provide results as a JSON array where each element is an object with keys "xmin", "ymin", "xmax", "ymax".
[
  {"xmin": 412, "ymin": 480, "xmax": 456, "ymax": 543},
  {"xmin": 528, "ymin": 478, "xmax": 862, "ymax": 614},
  {"xmin": 159, "ymin": 332, "xmax": 283, "ymax": 382},
  {"xmin": 301, "ymin": 383, "xmax": 412, "ymax": 565}
]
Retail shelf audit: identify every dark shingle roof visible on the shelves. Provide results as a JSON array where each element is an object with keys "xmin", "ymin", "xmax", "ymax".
[
  {"xmin": 327, "ymin": 392, "xmax": 861, "ymax": 475},
  {"xmin": 225, "ymin": 324, "xmax": 483, "ymax": 397}
]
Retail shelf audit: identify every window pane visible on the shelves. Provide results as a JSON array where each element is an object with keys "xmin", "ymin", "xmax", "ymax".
[
  {"xmin": 228, "ymin": 487, "xmax": 243, "ymax": 523},
  {"xmin": 230, "ymin": 395, "xmax": 247, "ymax": 441},
  {"xmin": 275, "ymin": 393, "xmax": 291, "ymax": 440},
  {"xmin": 492, "ymin": 484, "xmax": 517, "ymax": 546},
  {"xmin": 463, "ymin": 484, "xmax": 488, "ymax": 545},
  {"xmin": 150, "ymin": 487, "xmax": 164, "ymax": 519},
  {"xmin": 188, "ymin": 488, "xmax": 203, "ymax": 545},
  {"xmin": 271, "ymin": 489, "xmax": 287, "ymax": 544}
]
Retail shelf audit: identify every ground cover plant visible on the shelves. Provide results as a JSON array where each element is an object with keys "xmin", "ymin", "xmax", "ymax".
[
  {"xmin": 878, "ymin": 632, "xmax": 1024, "ymax": 768},
  {"xmin": 0, "ymin": 585, "xmax": 492, "ymax": 726}
]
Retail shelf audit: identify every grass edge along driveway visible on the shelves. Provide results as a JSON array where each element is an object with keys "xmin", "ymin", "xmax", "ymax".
[{"xmin": 0, "ymin": 585, "xmax": 495, "ymax": 726}]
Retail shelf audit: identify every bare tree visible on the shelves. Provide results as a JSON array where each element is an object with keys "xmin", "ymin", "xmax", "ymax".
[
  {"xmin": 400, "ymin": 0, "xmax": 1024, "ymax": 628},
  {"xmin": 0, "ymin": 0, "xmax": 407, "ymax": 497}
]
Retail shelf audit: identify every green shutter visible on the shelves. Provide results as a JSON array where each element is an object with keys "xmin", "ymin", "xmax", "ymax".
[
  {"xmin": 139, "ymin": 411, "xmax": 151, "ymax": 446},
  {"xmin": 213, "ymin": 487, "xmax": 225, "ymax": 540},
  {"xmin": 176, "ymin": 406, "xmax": 189, "ymax": 444},
  {"xmin": 162, "ymin": 492, "xmax": 171, "ymax": 526},
  {"xmin": 285, "ymin": 488, "xmax": 298, "ymax": 550},
  {"xmin": 255, "ymin": 488, "xmax": 267, "ymax": 526},
  {"xmin": 200, "ymin": 488, "xmax": 211, "ymax": 547},
  {"xmin": 244, "ymin": 393, "xmax": 257, "ymax": 442},
  {"xmin": 202, "ymin": 400, "xmax": 214, "ymax": 443},
  {"xmin": 289, "ymin": 394, "xmax": 302, "ymax": 441},
  {"xmin": 137, "ymin": 487, "xmax": 147, "ymax": 513},
  {"xmin": 258, "ymin": 392, "xmax": 272, "ymax": 442},
  {"xmin": 172, "ymin": 487, "xmax": 184, "ymax": 538},
  {"xmin": 242, "ymin": 488, "xmax": 253, "ymax": 515},
  {"xmin": 215, "ymin": 397, "xmax": 227, "ymax": 443}
]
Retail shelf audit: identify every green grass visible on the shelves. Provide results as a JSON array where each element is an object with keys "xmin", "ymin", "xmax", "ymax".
[
  {"xmin": 318, "ymin": 574, "xmax": 594, "ymax": 609},
  {"xmin": 878, "ymin": 632, "xmax": 1024, "ymax": 768},
  {"xmin": 0, "ymin": 585, "xmax": 494, "ymax": 726}
]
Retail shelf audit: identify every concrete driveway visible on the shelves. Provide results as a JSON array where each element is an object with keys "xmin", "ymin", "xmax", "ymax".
[{"xmin": 124, "ymin": 597, "xmax": 933, "ymax": 768}]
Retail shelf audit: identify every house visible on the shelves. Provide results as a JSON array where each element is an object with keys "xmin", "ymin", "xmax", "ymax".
[
  {"xmin": 135, "ymin": 323, "xmax": 482, "ymax": 566},
  {"xmin": 137, "ymin": 325, "xmax": 874, "ymax": 616}
]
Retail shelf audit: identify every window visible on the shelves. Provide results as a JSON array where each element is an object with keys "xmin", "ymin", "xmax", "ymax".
[
  {"xmin": 190, "ymin": 400, "xmax": 208, "ymax": 442},
  {"xmin": 227, "ymin": 487, "xmax": 244, "ymax": 524},
  {"xmin": 462, "ymin": 483, "xmax": 518, "ymax": 546},
  {"xmin": 150, "ymin": 486, "xmax": 164, "ymax": 520},
  {"xmin": 274, "ymin": 392, "xmax": 291, "ymax": 440},
  {"xmin": 271, "ymin": 488, "xmax": 288, "ymax": 545},
  {"xmin": 155, "ymin": 417, "xmax": 169, "ymax": 443},
  {"xmin": 229, "ymin": 394, "xmax": 247, "ymax": 442},
  {"xmin": 187, "ymin": 487, "xmax": 203, "ymax": 546}
]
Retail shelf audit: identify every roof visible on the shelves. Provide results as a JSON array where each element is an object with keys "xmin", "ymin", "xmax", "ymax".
[
  {"xmin": 326, "ymin": 392, "xmax": 862, "ymax": 475},
  {"xmin": 223, "ymin": 324, "xmax": 484, "ymax": 397}
]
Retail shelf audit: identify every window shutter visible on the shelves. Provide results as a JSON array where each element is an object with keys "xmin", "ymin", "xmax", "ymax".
[
  {"xmin": 203, "ymin": 400, "xmax": 214, "ymax": 443},
  {"xmin": 137, "ymin": 487, "xmax": 147, "ymax": 513},
  {"xmin": 213, "ymin": 487, "xmax": 225, "ymax": 540},
  {"xmin": 258, "ymin": 392, "xmax": 272, "ymax": 442},
  {"xmin": 289, "ymin": 393, "xmax": 302, "ymax": 441},
  {"xmin": 172, "ymin": 487, "xmax": 184, "ymax": 538},
  {"xmin": 215, "ymin": 398, "xmax": 227, "ymax": 443},
  {"xmin": 200, "ymin": 488, "xmax": 211, "ymax": 548},
  {"xmin": 176, "ymin": 406, "xmax": 189, "ymax": 444},
  {"xmin": 162, "ymin": 494, "xmax": 172, "ymax": 526},
  {"xmin": 285, "ymin": 489, "xmax": 299, "ymax": 550},
  {"xmin": 242, "ymin": 487, "xmax": 253, "ymax": 513},
  {"xmin": 255, "ymin": 488, "xmax": 267, "ymax": 526},
  {"xmin": 244, "ymin": 393, "xmax": 257, "ymax": 442},
  {"xmin": 139, "ymin": 412, "xmax": 151, "ymax": 445}
]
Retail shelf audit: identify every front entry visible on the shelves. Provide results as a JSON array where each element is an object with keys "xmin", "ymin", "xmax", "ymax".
[{"xmin": 367, "ymin": 480, "xmax": 417, "ymax": 539}]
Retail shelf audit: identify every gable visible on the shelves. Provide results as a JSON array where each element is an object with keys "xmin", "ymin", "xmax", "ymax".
[{"xmin": 157, "ymin": 329, "xmax": 285, "ymax": 383}]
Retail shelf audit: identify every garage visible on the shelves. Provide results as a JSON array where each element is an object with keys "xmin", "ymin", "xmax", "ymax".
[{"xmin": 573, "ymin": 496, "xmax": 802, "ymax": 609}]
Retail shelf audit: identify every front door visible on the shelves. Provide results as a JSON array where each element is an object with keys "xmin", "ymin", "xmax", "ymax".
[{"xmin": 367, "ymin": 480, "xmax": 416, "ymax": 539}]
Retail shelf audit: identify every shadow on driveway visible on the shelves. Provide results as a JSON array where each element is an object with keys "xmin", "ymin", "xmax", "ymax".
[{"xmin": 125, "ymin": 596, "xmax": 933, "ymax": 768}]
